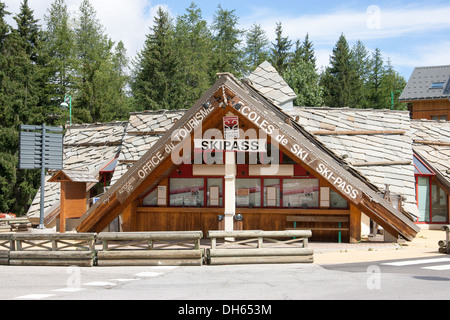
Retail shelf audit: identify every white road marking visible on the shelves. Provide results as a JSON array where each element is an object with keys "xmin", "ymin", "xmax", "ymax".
[
  {"xmin": 382, "ymin": 258, "xmax": 450, "ymax": 267},
  {"xmin": 423, "ymin": 264, "xmax": 450, "ymax": 271},
  {"xmin": 110, "ymin": 279, "xmax": 139, "ymax": 282},
  {"xmin": 52, "ymin": 288, "xmax": 85, "ymax": 292},
  {"xmin": 15, "ymin": 294, "xmax": 55, "ymax": 300},
  {"xmin": 135, "ymin": 272, "xmax": 163, "ymax": 278},
  {"xmin": 83, "ymin": 282, "xmax": 117, "ymax": 287}
]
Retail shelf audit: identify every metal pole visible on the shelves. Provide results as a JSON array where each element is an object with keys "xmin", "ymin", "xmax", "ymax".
[
  {"xmin": 68, "ymin": 96, "xmax": 72, "ymax": 126},
  {"xmin": 39, "ymin": 124, "xmax": 46, "ymax": 230}
]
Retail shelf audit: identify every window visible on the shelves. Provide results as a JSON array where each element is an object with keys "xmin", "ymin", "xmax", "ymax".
[
  {"xmin": 264, "ymin": 179, "xmax": 280, "ymax": 207},
  {"xmin": 282, "ymin": 179, "xmax": 319, "ymax": 208},
  {"xmin": 431, "ymin": 115, "xmax": 448, "ymax": 121},
  {"xmin": 330, "ymin": 190, "xmax": 348, "ymax": 208},
  {"xmin": 207, "ymin": 178, "xmax": 223, "ymax": 207},
  {"xmin": 416, "ymin": 176, "xmax": 449, "ymax": 223},
  {"xmin": 236, "ymin": 179, "xmax": 261, "ymax": 207},
  {"xmin": 143, "ymin": 188, "xmax": 158, "ymax": 206},
  {"xmin": 431, "ymin": 180, "xmax": 448, "ymax": 223},
  {"xmin": 430, "ymin": 82, "xmax": 445, "ymax": 89},
  {"xmin": 169, "ymin": 178, "xmax": 204, "ymax": 207},
  {"xmin": 417, "ymin": 177, "xmax": 430, "ymax": 222}
]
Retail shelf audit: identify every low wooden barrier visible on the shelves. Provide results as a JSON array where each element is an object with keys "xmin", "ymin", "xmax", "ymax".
[
  {"xmin": 439, "ymin": 226, "xmax": 450, "ymax": 254},
  {"xmin": 96, "ymin": 231, "xmax": 204, "ymax": 266},
  {"xmin": 0, "ymin": 234, "xmax": 13, "ymax": 265},
  {"xmin": 0, "ymin": 218, "xmax": 31, "ymax": 233},
  {"xmin": 206, "ymin": 230, "xmax": 314, "ymax": 265},
  {"xmin": 9, "ymin": 233, "xmax": 96, "ymax": 267}
]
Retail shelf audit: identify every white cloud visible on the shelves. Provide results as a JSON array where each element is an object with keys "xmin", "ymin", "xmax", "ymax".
[
  {"xmin": 239, "ymin": 3, "xmax": 450, "ymax": 77},
  {"xmin": 245, "ymin": 4, "xmax": 450, "ymax": 45},
  {"xmin": 4, "ymin": 0, "xmax": 170, "ymax": 59},
  {"xmin": 386, "ymin": 41, "xmax": 450, "ymax": 69},
  {"xmin": 3, "ymin": 1, "xmax": 450, "ymax": 78}
]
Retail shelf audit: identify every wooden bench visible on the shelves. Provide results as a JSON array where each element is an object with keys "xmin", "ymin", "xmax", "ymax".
[
  {"xmin": 0, "ymin": 218, "xmax": 31, "ymax": 232},
  {"xmin": 287, "ymin": 216, "xmax": 350, "ymax": 243}
]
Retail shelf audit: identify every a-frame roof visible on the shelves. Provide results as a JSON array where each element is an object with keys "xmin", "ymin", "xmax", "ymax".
[
  {"xmin": 49, "ymin": 170, "xmax": 98, "ymax": 183},
  {"xmin": 76, "ymin": 73, "xmax": 420, "ymax": 241}
]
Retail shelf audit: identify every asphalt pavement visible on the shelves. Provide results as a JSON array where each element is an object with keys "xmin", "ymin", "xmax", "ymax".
[{"xmin": 1, "ymin": 229, "xmax": 448, "ymax": 302}]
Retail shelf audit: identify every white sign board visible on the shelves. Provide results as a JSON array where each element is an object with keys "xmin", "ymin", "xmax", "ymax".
[{"xmin": 194, "ymin": 139, "xmax": 267, "ymax": 152}]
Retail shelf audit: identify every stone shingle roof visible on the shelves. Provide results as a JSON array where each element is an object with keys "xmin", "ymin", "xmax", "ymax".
[
  {"xmin": 27, "ymin": 122, "xmax": 127, "ymax": 225},
  {"xmin": 400, "ymin": 65, "xmax": 450, "ymax": 101},
  {"xmin": 411, "ymin": 119, "xmax": 450, "ymax": 184},
  {"xmin": 49, "ymin": 170, "xmax": 98, "ymax": 183},
  {"xmin": 246, "ymin": 61, "xmax": 297, "ymax": 108},
  {"xmin": 287, "ymin": 107, "xmax": 419, "ymax": 218},
  {"xmin": 110, "ymin": 110, "xmax": 186, "ymax": 186}
]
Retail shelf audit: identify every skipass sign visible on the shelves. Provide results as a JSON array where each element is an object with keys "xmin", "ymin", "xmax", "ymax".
[{"xmin": 194, "ymin": 139, "xmax": 267, "ymax": 152}]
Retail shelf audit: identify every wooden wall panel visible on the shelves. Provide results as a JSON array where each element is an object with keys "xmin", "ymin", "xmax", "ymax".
[
  {"xmin": 411, "ymin": 100, "xmax": 450, "ymax": 120},
  {"xmin": 134, "ymin": 207, "xmax": 352, "ymax": 241}
]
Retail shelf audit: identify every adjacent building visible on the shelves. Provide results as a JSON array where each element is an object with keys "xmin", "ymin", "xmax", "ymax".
[{"xmin": 400, "ymin": 65, "xmax": 450, "ymax": 121}]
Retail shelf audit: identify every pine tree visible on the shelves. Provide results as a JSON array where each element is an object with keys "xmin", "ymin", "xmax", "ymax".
[
  {"xmin": 0, "ymin": 1, "xmax": 15, "ymax": 213},
  {"xmin": 350, "ymin": 40, "xmax": 370, "ymax": 108},
  {"xmin": 132, "ymin": 7, "xmax": 183, "ymax": 110},
  {"xmin": 269, "ymin": 22, "xmax": 292, "ymax": 74},
  {"xmin": 321, "ymin": 34, "xmax": 359, "ymax": 108},
  {"xmin": 0, "ymin": 1, "xmax": 11, "ymax": 128},
  {"xmin": 291, "ymin": 33, "xmax": 316, "ymax": 68},
  {"xmin": 367, "ymin": 48, "xmax": 385, "ymax": 109},
  {"xmin": 73, "ymin": 0, "xmax": 114, "ymax": 123},
  {"xmin": 284, "ymin": 60, "xmax": 323, "ymax": 107},
  {"xmin": 43, "ymin": 0, "xmax": 76, "ymax": 110},
  {"xmin": 244, "ymin": 23, "xmax": 269, "ymax": 73},
  {"xmin": 380, "ymin": 58, "xmax": 407, "ymax": 110},
  {"xmin": 175, "ymin": 2, "xmax": 213, "ymax": 108},
  {"xmin": 94, "ymin": 41, "xmax": 131, "ymax": 122},
  {"xmin": 285, "ymin": 33, "xmax": 322, "ymax": 107},
  {"xmin": 210, "ymin": 5, "xmax": 245, "ymax": 79},
  {"xmin": 0, "ymin": 0, "xmax": 44, "ymax": 216}
]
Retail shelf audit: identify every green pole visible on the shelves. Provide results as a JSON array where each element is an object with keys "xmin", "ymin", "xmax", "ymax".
[
  {"xmin": 65, "ymin": 95, "xmax": 72, "ymax": 126},
  {"xmin": 391, "ymin": 90, "xmax": 402, "ymax": 110}
]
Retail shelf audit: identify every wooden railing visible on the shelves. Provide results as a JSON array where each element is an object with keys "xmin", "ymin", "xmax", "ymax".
[
  {"xmin": 5, "ymin": 233, "xmax": 96, "ymax": 267},
  {"xmin": 0, "ymin": 230, "xmax": 315, "ymax": 267},
  {"xmin": 96, "ymin": 231, "xmax": 204, "ymax": 266},
  {"xmin": 206, "ymin": 230, "xmax": 314, "ymax": 265}
]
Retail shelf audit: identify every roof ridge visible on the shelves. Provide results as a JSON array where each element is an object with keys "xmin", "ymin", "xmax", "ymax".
[
  {"xmin": 415, "ymin": 65, "xmax": 450, "ymax": 69},
  {"xmin": 129, "ymin": 109, "xmax": 188, "ymax": 116}
]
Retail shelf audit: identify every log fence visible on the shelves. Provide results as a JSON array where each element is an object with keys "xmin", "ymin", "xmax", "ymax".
[
  {"xmin": 206, "ymin": 230, "xmax": 314, "ymax": 265},
  {"xmin": 0, "ymin": 230, "xmax": 315, "ymax": 267},
  {"xmin": 439, "ymin": 226, "xmax": 450, "ymax": 254},
  {"xmin": 96, "ymin": 231, "xmax": 204, "ymax": 266},
  {"xmin": 0, "ymin": 218, "xmax": 31, "ymax": 233},
  {"xmin": 8, "ymin": 233, "xmax": 96, "ymax": 267}
]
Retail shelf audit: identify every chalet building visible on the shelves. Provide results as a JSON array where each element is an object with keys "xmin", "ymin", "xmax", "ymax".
[
  {"xmin": 400, "ymin": 65, "xmax": 450, "ymax": 121},
  {"xmin": 28, "ymin": 61, "xmax": 450, "ymax": 243}
]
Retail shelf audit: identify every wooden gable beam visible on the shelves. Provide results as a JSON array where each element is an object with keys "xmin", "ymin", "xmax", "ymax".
[
  {"xmin": 226, "ymin": 80, "xmax": 420, "ymax": 241},
  {"xmin": 76, "ymin": 82, "xmax": 231, "ymax": 233}
]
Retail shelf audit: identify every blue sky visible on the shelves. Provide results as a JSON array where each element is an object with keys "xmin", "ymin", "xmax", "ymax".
[{"xmin": 4, "ymin": 0, "xmax": 450, "ymax": 80}]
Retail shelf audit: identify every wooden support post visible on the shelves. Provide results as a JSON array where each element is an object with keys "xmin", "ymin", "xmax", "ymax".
[
  {"xmin": 350, "ymin": 204, "xmax": 362, "ymax": 243},
  {"xmin": 60, "ymin": 183, "xmax": 66, "ymax": 233}
]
